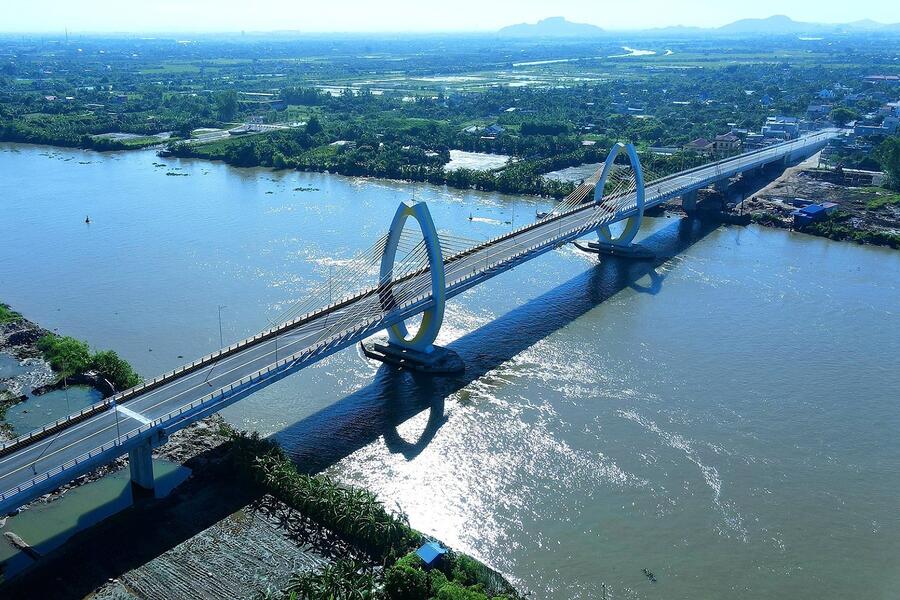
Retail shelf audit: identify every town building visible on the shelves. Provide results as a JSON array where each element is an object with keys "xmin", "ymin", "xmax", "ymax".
[
  {"xmin": 682, "ymin": 138, "xmax": 714, "ymax": 154},
  {"xmin": 714, "ymin": 132, "xmax": 742, "ymax": 153},
  {"xmin": 761, "ymin": 116, "xmax": 800, "ymax": 140}
]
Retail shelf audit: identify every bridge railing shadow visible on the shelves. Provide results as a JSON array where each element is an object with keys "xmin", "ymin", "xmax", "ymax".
[{"xmin": 277, "ymin": 216, "xmax": 720, "ymax": 470}]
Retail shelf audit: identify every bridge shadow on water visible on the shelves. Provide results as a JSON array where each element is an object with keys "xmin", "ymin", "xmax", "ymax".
[
  {"xmin": 277, "ymin": 216, "xmax": 720, "ymax": 470},
  {"xmin": 1, "ymin": 217, "xmax": 717, "ymax": 599}
]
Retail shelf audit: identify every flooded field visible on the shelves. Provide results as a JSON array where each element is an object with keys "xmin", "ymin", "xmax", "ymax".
[{"xmin": 444, "ymin": 150, "xmax": 512, "ymax": 171}]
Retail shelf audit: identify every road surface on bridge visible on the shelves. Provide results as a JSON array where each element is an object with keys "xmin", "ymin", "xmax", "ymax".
[{"xmin": 0, "ymin": 130, "xmax": 836, "ymax": 511}]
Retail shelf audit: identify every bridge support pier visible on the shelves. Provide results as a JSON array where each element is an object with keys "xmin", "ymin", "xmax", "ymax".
[
  {"xmin": 681, "ymin": 190, "xmax": 699, "ymax": 214},
  {"xmin": 128, "ymin": 440, "xmax": 155, "ymax": 496},
  {"xmin": 573, "ymin": 240, "xmax": 656, "ymax": 259},
  {"xmin": 363, "ymin": 200, "xmax": 464, "ymax": 374},
  {"xmin": 360, "ymin": 341, "xmax": 464, "ymax": 374}
]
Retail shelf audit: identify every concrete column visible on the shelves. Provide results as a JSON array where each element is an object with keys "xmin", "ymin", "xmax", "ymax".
[
  {"xmin": 128, "ymin": 440, "xmax": 154, "ymax": 493},
  {"xmin": 713, "ymin": 179, "xmax": 729, "ymax": 193},
  {"xmin": 682, "ymin": 190, "xmax": 699, "ymax": 213}
]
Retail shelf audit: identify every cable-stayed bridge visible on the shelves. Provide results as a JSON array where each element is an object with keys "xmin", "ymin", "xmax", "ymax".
[{"xmin": 0, "ymin": 130, "xmax": 836, "ymax": 515}]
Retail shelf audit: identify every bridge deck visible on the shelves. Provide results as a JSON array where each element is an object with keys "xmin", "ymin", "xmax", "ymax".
[{"xmin": 0, "ymin": 130, "xmax": 836, "ymax": 513}]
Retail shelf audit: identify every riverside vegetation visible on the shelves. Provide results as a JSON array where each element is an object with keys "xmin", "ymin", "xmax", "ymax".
[
  {"xmin": 0, "ymin": 302, "xmax": 142, "ymax": 436},
  {"xmin": 0, "ymin": 303, "xmax": 22, "ymax": 325},
  {"xmin": 232, "ymin": 431, "xmax": 521, "ymax": 600},
  {"xmin": 3, "ymin": 34, "xmax": 899, "ymax": 196},
  {"xmin": 37, "ymin": 334, "xmax": 141, "ymax": 391}
]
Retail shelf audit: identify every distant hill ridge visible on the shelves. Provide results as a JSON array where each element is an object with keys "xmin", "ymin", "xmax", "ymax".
[
  {"xmin": 497, "ymin": 15, "xmax": 900, "ymax": 37},
  {"xmin": 498, "ymin": 16, "xmax": 603, "ymax": 38},
  {"xmin": 716, "ymin": 14, "xmax": 900, "ymax": 34}
]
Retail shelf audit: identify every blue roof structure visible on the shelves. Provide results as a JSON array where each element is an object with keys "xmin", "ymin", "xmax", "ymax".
[
  {"xmin": 801, "ymin": 204, "xmax": 826, "ymax": 216},
  {"xmin": 416, "ymin": 541, "xmax": 448, "ymax": 567}
]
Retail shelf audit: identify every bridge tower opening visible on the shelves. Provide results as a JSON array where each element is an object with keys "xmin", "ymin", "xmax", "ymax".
[
  {"xmin": 362, "ymin": 200, "xmax": 464, "ymax": 373},
  {"xmin": 575, "ymin": 142, "xmax": 654, "ymax": 259}
]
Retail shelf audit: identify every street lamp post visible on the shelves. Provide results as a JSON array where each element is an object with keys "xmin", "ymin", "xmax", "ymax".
[
  {"xmin": 112, "ymin": 397, "xmax": 122, "ymax": 444},
  {"xmin": 266, "ymin": 317, "xmax": 280, "ymax": 363},
  {"xmin": 217, "ymin": 305, "xmax": 227, "ymax": 348}
]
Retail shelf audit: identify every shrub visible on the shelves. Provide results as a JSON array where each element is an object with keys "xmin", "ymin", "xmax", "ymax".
[
  {"xmin": 284, "ymin": 559, "xmax": 378, "ymax": 599},
  {"xmin": 444, "ymin": 552, "xmax": 519, "ymax": 599},
  {"xmin": 91, "ymin": 349, "xmax": 142, "ymax": 390},
  {"xmin": 434, "ymin": 581, "xmax": 490, "ymax": 600},
  {"xmin": 383, "ymin": 563, "xmax": 429, "ymax": 600},
  {"xmin": 36, "ymin": 334, "xmax": 143, "ymax": 389},
  {"xmin": 37, "ymin": 335, "xmax": 91, "ymax": 377},
  {"xmin": 448, "ymin": 553, "xmax": 486, "ymax": 588},
  {"xmin": 428, "ymin": 568, "xmax": 450, "ymax": 593},
  {"xmin": 230, "ymin": 432, "xmax": 422, "ymax": 561}
]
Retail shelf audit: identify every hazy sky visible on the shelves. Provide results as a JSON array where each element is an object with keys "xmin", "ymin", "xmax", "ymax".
[{"xmin": 3, "ymin": 0, "xmax": 899, "ymax": 33}]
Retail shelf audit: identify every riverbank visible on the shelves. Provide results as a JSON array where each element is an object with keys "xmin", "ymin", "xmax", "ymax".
[
  {"xmin": 0, "ymin": 303, "xmax": 520, "ymax": 598},
  {"xmin": 0, "ymin": 306, "xmax": 55, "ymax": 441},
  {"xmin": 0, "ymin": 303, "xmax": 140, "ymax": 442},
  {"xmin": 1, "ymin": 419, "xmax": 521, "ymax": 599},
  {"xmin": 739, "ymin": 156, "xmax": 900, "ymax": 248}
]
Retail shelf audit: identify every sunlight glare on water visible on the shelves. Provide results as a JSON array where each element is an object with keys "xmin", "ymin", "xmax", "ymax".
[{"xmin": 1, "ymin": 143, "xmax": 898, "ymax": 599}]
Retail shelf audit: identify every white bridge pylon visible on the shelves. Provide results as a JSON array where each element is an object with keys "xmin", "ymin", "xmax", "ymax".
[
  {"xmin": 594, "ymin": 142, "xmax": 646, "ymax": 247},
  {"xmin": 378, "ymin": 200, "xmax": 446, "ymax": 353}
]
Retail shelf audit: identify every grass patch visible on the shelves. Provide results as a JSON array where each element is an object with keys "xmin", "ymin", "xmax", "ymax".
[
  {"xmin": 0, "ymin": 303, "xmax": 22, "ymax": 325},
  {"xmin": 863, "ymin": 187, "xmax": 900, "ymax": 211}
]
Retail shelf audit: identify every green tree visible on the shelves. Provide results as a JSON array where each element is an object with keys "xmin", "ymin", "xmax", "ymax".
[
  {"xmin": 215, "ymin": 90, "xmax": 239, "ymax": 122},
  {"xmin": 91, "ymin": 350, "xmax": 141, "ymax": 390},
  {"xmin": 875, "ymin": 136, "xmax": 900, "ymax": 190},
  {"xmin": 37, "ymin": 335, "xmax": 91, "ymax": 377},
  {"xmin": 384, "ymin": 563, "xmax": 429, "ymax": 600},
  {"xmin": 284, "ymin": 559, "xmax": 378, "ymax": 599},
  {"xmin": 305, "ymin": 115, "xmax": 323, "ymax": 135},
  {"xmin": 174, "ymin": 122, "xmax": 194, "ymax": 139},
  {"xmin": 829, "ymin": 107, "xmax": 859, "ymax": 127}
]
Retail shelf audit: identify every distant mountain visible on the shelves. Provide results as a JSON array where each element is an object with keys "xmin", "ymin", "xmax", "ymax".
[
  {"xmin": 496, "ymin": 14, "xmax": 899, "ymax": 38},
  {"xmin": 718, "ymin": 15, "xmax": 817, "ymax": 34},
  {"xmin": 498, "ymin": 17, "xmax": 603, "ymax": 38},
  {"xmin": 847, "ymin": 19, "xmax": 888, "ymax": 30},
  {"xmin": 717, "ymin": 14, "xmax": 900, "ymax": 35}
]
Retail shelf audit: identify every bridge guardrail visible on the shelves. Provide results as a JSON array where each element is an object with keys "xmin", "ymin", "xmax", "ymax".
[
  {"xmin": 0, "ymin": 270, "xmax": 410, "ymax": 458},
  {"xmin": 4, "ymin": 236, "xmax": 568, "ymax": 503},
  {"xmin": 0, "ymin": 301, "xmax": 413, "ymax": 505},
  {"xmin": 0, "ymin": 131, "xmax": 836, "ymax": 498},
  {"xmin": 0, "ymin": 174, "xmax": 715, "ymax": 505}
]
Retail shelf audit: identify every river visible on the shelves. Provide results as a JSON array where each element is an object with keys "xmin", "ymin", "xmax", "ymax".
[{"xmin": 1, "ymin": 143, "xmax": 898, "ymax": 599}]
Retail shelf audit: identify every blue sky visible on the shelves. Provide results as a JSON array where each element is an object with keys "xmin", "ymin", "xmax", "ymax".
[{"xmin": 3, "ymin": 0, "xmax": 899, "ymax": 33}]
